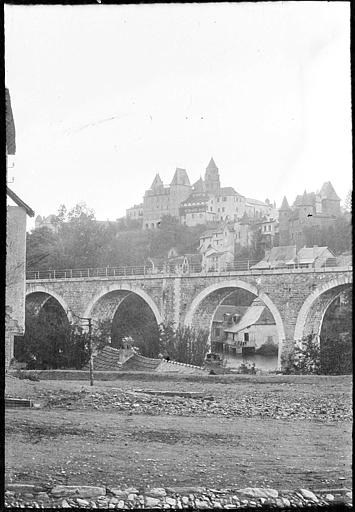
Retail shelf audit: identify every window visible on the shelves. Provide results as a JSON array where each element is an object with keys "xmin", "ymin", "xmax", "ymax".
[
  {"xmin": 222, "ymin": 207, "xmax": 225, "ymax": 212},
  {"xmin": 244, "ymin": 332, "xmax": 249, "ymax": 342},
  {"xmin": 223, "ymin": 197, "xmax": 227, "ymax": 202},
  {"xmin": 214, "ymin": 327, "xmax": 221, "ymax": 338},
  {"xmin": 210, "ymin": 207, "xmax": 213, "ymax": 211},
  {"xmin": 217, "ymin": 198, "xmax": 220, "ymax": 203},
  {"xmin": 218, "ymin": 208, "xmax": 220, "ymax": 212}
]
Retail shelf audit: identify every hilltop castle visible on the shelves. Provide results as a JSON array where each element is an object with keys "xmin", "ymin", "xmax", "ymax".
[{"xmin": 126, "ymin": 158, "xmax": 277, "ymax": 229}]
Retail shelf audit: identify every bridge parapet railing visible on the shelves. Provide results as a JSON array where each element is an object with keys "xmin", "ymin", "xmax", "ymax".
[{"xmin": 26, "ymin": 260, "xmax": 352, "ymax": 280}]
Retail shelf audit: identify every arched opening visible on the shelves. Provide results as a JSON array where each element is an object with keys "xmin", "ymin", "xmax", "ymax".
[
  {"xmin": 184, "ymin": 280, "xmax": 285, "ymax": 370},
  {"xmin": 15, "ymin": 291, "xmax": 72, "ymax": 369},
  {"xmin": 85, "ymin": 287, "xmax": 162, "ymax": 358},
  {"xmin": 294, "ymin": 278, "xmax": 352, "ymax": 374},
  {"xmin": 320, "ymin": 288, "xmax": 352, "ymax": 374}
]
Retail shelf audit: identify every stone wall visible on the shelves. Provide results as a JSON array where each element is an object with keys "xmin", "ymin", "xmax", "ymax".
[{"xmin": 6, "ymin": 206, "xmax": 27, "ymax": 367}]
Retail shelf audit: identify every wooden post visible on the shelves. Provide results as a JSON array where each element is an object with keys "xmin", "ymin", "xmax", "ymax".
[{"xmin": 88, "ymin": 318, "xmax": 94, "ymax": 387}]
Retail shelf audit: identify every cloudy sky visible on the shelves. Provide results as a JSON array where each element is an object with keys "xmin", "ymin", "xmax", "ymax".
[{"xmin": 5, "ymin": 2, "xmax": 351, "ymax": 229}]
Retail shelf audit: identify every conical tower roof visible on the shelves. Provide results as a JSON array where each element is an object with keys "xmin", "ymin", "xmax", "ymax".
[
  {"xmin": 320, "ymin": 181, "xmax": 340, "ymax": 201},
  {"xmin": 193, "ymin": 177, "xmax": 205, "ymax": 193},
  {"xmin": 170, "ymin": 168, "xmax": 190, "ymax": 186},
  {"xmin": 150, "ymin": 173, "xmax": 163, "ymax": 189},
  {"xmin": 280, "ymin": 196, "xmax": 290, "ymax": 210},
  {"xmin": 206, "ymin": 157, "xmax": 218, "ymax": 171}
]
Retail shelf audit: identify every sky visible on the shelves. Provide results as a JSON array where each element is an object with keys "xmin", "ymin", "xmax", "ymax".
[{"xmin": 5, "ymin": 2, "xmax": 351, "ymax": 230}]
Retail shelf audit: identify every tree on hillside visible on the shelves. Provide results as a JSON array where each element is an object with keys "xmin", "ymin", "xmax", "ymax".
[
  {"xmin": 302, "ymin": 214, "xmax": 352, "ymax": 255},
  {"xmin": 26, "ymin": 227, "xmax": 59, "ymax": 271}
]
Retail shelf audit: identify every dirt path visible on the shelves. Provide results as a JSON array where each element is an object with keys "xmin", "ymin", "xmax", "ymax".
[{"xmin": 5, "ymin": 408, "xmax": 352, "ymax": 491}]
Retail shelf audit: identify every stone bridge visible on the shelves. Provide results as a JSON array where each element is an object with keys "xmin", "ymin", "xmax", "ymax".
[{"xmin": 25, "ymin": 267, "xmax": 352, "ymax": 368}]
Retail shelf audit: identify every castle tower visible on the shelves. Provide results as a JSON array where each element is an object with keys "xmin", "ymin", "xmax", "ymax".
[
  {"xmin": 319, "ymin": 181, "xmax": 341, "ymax": 216},
  {"xmin": 169, "ymin": 168, "xmax": 192, "ymax": 218},
  {"xmin": 278, "ymin": 196, "xmax": 291, "ymax": 245},
  {"xmin": 204, "ymin": 157, "xmax": 221, "ymax": 194}
]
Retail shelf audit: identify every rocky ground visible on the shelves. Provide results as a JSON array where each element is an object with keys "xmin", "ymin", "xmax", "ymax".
[
  {"xmin": 4, "ymin": 484, "xmax": 353, "ymax": 509},
  {"xmin": 5, "ymin": 374, "xmax": 352, "ymax": 423},
  {"xmin": 5, "ymin": 374, "xmax": 352, "ymax": 508}
]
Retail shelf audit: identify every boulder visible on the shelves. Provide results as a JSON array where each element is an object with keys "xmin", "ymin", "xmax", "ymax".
[{"xmin": 51, "ymin": 485, "xmax": 106, "ymax": 498}]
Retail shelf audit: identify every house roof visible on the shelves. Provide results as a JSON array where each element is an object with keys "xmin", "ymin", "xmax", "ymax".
[
  {"xmin": 320, "ymin": 181, "xmax": 340, "ymax": 201},
  {"xmin": 251, "ymin": 245, "xmax": 297, "ymax": 269},
  {"xmin": 6, "ymin": 88, "xmax": 16, "ymax": 155},
  {"xmin": 83, "ymin": 345, "xmax": 122, "ymax": 371},
  {"xmin": 205, "ymin": 246, "xmax": 233, "ymax": 257},
  {"xmin": 246, "ymin": 198, "xmax": 268, "ymax": 206},
  {"xmin": 293, "ymin": 191, "xmax": 316, "ymax": 207},
  {"xmin": 224, "ymin": 305, "xmax": 265, "ymax": 333},
  {"xmin": 213, "ymin": 305, "xmax": 248, "ymax": 323},
  {"xmin": 171, "ymin": 167, "xmax": 191, "ymax": 186},
  {"xmin": 296, "ymin": 246, "xmax": 334, "ymax": 264},
  {"xmin": 7, "ymin": 186, "xmax": 35, "ymax": 217},
  {"xmin": 216, "ymin": 187, "xmax": 238, "ymax": 197},
  {"xmin": 180, "ymin": 192, "xmax": 209, "ymax": 206}
]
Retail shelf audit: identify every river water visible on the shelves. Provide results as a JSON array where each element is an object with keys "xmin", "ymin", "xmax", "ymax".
[{"xmin": 222, "ymin": 353, "xmax": 279, "ymax": 371}]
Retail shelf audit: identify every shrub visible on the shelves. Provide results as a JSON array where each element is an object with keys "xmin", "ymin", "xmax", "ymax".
[
  {"xmin": 159, "ymin": 323, "xmax": 209, "ymax": 366},
  {"xmin": 15, "ymin": 370, "xmax": 40, "ymax": 382},
  {"xmin": 282, "ymin": 334, "xmax": 321, "ymax": 375}
]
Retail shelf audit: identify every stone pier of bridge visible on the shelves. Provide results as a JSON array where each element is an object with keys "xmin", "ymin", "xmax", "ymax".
[{"xmin": 25, "ymin": 267, "xmax": 352, "ymax": 369}]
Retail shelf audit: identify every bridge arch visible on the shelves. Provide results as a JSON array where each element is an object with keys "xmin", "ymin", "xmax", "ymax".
[
  {"xmin": 294, "ymin": 274, "xmax": 352, "ymax": 343},
  {"xmin": 83, "ymin": 284, "xmax": 163, "ymax": 327},
  {"xmin": 26, "ymin": 286, "xmax": 72, "ymax": 322},
  {"xmin": 184, "ymin": 279, "xmax": 286, "ymax": 368}
]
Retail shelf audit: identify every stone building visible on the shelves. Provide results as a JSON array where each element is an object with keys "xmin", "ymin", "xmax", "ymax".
[
  {"xmin": 199, "ymin": 223, "xmax": 235, "ymax": 271},
  {"xmin": 210, "ymin": 305, "xmax": 248, "ymax": 351},
  {"xmin": 6, "ymin": 88, "xmax": 35, "ymax": 369},
  {"xmin": 143, "ymin": 169, "xmax": 191, "ymax": 229},
  {"xmin": 278, "ymin": 183, "xmax": 341, "ymax": 249},
  {"xmin": 214, "ymin": 187, "xmax": 246, "ymax": 222},
  {"xmin": 179, "ymin": 177, "xmax": 215, "ymax": 226},
  {"xmin": 224, "ymin": 299, "xmax": 278, "ymax": 355},
  {"xmin": 125, "ymin": 203, "xmax": 143, "ymax": 224},
  {"xmin": 245, "ymin": 197, "xmax": 277, "ymax": 219}
]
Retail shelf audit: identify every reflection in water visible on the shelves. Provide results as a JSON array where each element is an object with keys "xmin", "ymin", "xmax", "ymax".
[{"xmin": 222, "ymin": 353, "xmax": 278, "ymax": 371}]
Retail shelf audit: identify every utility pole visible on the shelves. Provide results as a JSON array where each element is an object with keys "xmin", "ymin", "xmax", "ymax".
[{"xmin": 88, "ymin": 318, "xmax": 94, "ymax": 386}]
